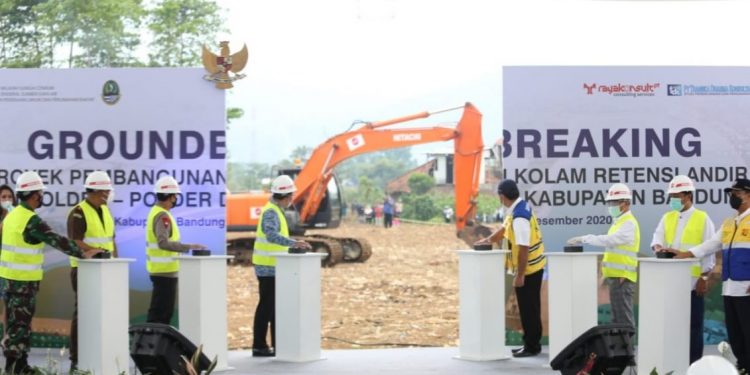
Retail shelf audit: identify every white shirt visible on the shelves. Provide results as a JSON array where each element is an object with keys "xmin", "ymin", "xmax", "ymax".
[
  {"xmin": 690, "ymin": 207, "xmax": 750, "ymax": 296},
  {"xmin": 507, "ymin": 198, "xmax": 531, "ymax": 247},
  {"xmin": 580, "ymin": 210, "xmax": 636, "ymax": 248},
  {"xmin": 650, "ymin": 206, "xmax": 716, "ymax": 289}
]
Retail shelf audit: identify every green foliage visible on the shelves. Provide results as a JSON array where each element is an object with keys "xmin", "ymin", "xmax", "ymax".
[
  {"xmin": 227, "ymin": 162, "xmax": 272, "ymax": 192},
  {"xmin": 0, "ymin": 0, "xmax": 50, "ymax": 68},
  {"xmin": 35, "ymin": 0, "xmax": 144, "ymax": 67},
  {"xmin": 1, "ymin": 0, "xmax": 226, "ymax": 69},
  {"xmin": 407, "ymin": 173, "xmax": 434, "ymax": 195},
  {"xmin": 148, "ymin": 0, "xmax": 224, "ymax": 67},
  {"xmin": 402, "ymin": 194, "xmax": 438, "ymax": 221},
  {"xmin": 649, "ymin": 368, "xmax": 674, "ymax": 375},
  {"xmin": 226, "ymin": 107, "xmax": 244, "ymax": 124},
  {"xmin": 335, "ymin": 148, "xmax": 415, "ymax": 189}
]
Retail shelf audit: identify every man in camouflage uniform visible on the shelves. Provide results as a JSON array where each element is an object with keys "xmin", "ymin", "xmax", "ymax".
[{"xmin": 0, "ymin": 171, "xmax": 100, "ymax": 374}]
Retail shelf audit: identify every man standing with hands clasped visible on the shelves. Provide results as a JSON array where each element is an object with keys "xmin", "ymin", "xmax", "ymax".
[
  {"xmin": 475, "ymin": 179, "xmax": 546, "ymax": 358},
  {"xmin": 651, "ymin": 175, "xmax": 715, "ymax": 364}
]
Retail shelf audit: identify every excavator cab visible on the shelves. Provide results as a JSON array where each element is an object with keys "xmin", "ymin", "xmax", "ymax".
[{"xmin": 277, "ymin": 168, "xmax": 344, "ymax": 236}]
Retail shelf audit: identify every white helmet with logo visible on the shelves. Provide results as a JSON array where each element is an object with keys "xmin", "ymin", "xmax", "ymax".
[
  {"xmin": 668, "ymin": 175, "xmax": 695, "ymax": 194},
  {"xmin": 606, "ymin": 183, "xmax": 632, "ymax": 201},
  {"xmin": 16, "ymin": 171, "xmax": 46, "ymax": 192},
  {"xmin": 84, "ymin": 171, "xmax": 113, "ymax": 190},
  {"xmin": 271, "ymin": 175, "xmax": 297, "ymax": 194},
  {"xmin": 154, "ymin": 176, "xmax": 180, "ymax": 194}
]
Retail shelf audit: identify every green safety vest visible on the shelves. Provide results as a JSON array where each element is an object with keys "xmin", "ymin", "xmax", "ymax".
[
  {"xmin": 0, "ymin": 205, "xmax": 46, "ymax": 281},
  {"xmin": 70, "ymin": 201, "xmax": 115, "ymax": 267},
  {"xmin": 663, "ymin": 209, "xmax": 708, "ymax": 279},
  {"xmin": 253, "ymin": 202, "xmax": 289, "ymax": 267},
  {"xmin": 146, "ymin": 206, "xmax": 181, "ymax": 274},
  {"xmin": 602, "ymin": 211, "xmax": 641, "ymax": 282}
]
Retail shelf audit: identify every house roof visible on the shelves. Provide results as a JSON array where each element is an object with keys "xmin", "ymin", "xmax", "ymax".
[{"xmin": 386, "ymin": 159, "xmax": 437, "ymax": 194}]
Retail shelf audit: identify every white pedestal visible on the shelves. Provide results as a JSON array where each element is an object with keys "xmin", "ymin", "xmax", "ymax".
[
  {"xmin": 546, "ymin": 252, "xmax": 603, "ymax": 363},
  {"xmin": 274, "ymin": 253, "xmax": 327, "ymax": 362},
  {"xmin": 78, "ymin": 258, "xmax": 135, "ymax": 375},
  {"xmin": 637, "ymin": 258, "xmax": 698, "ymax": 375},
  {"xmin": 178, "ymin": 255, "xmax": 234, "ymax": 371},
  {"xmin": 456, "ymin": 250, "xmax": 510, "ymax": 361}
]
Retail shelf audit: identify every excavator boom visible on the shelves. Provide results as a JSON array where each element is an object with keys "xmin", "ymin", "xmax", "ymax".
[{"xmin": 294, "ymin": 102, "xmax": 484, "ymax": 234}]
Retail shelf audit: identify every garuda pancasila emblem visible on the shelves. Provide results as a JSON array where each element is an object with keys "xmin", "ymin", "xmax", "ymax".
[{"xmin": 202, "ymin": 41, "xmax": 248, "ymax": 89}]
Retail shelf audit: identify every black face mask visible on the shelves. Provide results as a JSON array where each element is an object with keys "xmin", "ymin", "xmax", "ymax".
[
  {"xmin": 730, "ymin": 194, "xmax": 743, "ymax": 210},
  {"xmin": 35, "ymin": 192, "xmax": 48, "ymax": 208}
]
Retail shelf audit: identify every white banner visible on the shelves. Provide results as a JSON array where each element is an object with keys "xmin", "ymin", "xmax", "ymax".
[
  {"xmin": 0, "ymin": 68, "xmax": 225, "ymax": 324},
  {"xmin": 503, "ymin": 66, "xmax": 749, "ymax": 255}
]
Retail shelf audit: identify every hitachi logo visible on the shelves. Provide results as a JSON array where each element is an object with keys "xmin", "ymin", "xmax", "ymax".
[
  {"xmin": 393, "ymin": 133, "xmax": 422, "ymax": 142},
  {"xmin": 583, "ymin": 83, "xmax": 660, "ymax": 95}
]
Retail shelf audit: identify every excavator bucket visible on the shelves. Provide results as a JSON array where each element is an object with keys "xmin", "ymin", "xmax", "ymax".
[{"xmin": 457, "ymin": 223, "xmax": 494, "ymax": 248}]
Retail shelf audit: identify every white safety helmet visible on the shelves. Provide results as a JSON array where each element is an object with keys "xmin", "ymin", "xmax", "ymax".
[
  {"xmin": 668, "ymin": 175, "xmax": 695, "ymax": 194},
  {"xmin": 84, "ymin": 171, "xmax": 113, "ymax": 190},
  {"xmin": 687, "ymin": 355, "xmax": 738, "ymax": 375},
  {"xmin": 16, "ymin": 171, "xmax": 46, "ymax": 192},
  {"xmin": 605, "ymin": 183, "xmax": 632, "ymax": 201},
  {"xmin": 154, "ymin": 176, "xmax": 181, "ymax": 194},
  {"xmin": 271, "ymin": 175, "xmax": 297, "ymax": 194}
]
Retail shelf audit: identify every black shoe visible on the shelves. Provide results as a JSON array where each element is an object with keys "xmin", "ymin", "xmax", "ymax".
[
  {"xmin": 512, "ymin": 348, "xmax": 541, "ymax": 358},
  {"xmin": 511, "ymin": 347, "xmax": 524, "ymax": 354},
  {"xmin": 70, "ymin": 361, "xmax": 78, "ymax": 373},
  {"xmin": 252, "ymin": 348, "xmax": 275, "ymax": 357}
]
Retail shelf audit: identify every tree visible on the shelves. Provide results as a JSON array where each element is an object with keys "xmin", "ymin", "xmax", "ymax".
[
  {"xmin": 407, "ymin": 173, "xmax": 435, "ymax": 195},
  {"xmin": 1, "ymin": 0, "xmax": 44, "ymax": 67},
  {"xmin": 148, "ymin": 0, "xmax": 223, "ymax": 67},
  {"xmin": 35, "ymin": 0, "xmax": 143, "ymax": 67}
]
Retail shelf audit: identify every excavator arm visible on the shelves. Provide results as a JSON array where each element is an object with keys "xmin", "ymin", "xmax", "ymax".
[{"xmin": 293, "ymin": 102, "xmax": 484, "ymax": 235}]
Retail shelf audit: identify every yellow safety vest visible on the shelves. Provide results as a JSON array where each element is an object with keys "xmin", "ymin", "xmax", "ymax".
[
  {"xmin": 602, "ymin": 211, "xmax": 640, "ymax": 282},
  {"xmin": 0, "ymin": 205, "xmax": 46, "ymax": 281},
  {"xmin": 253, "ymin": 202, "xmax": 289, "ymax": 267},
  {"xmin": 663, "ymin": 209, "xmax": 708, "ymax": 279},
  {"xmin": 504, "ymin": 202, "xmax": 546, "ymax": 276},
  {"xmin": 70, "ymin": 201, "xmax": 115, "ymax": 267},
  {"xmin": 146, "ymin": 206, "xmax": 181, "ymax": 274}
]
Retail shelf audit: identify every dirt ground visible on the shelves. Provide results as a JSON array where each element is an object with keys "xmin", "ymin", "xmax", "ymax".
[{"xmin": 227, "ymin": 221, "xmax": 473, "ymax": 350}]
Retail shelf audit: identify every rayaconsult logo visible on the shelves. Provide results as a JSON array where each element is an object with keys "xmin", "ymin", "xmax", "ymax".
[
  {"xmin": 101, "ymin": 80, "xmax": 121, "ymax": 105},
  {"xmin": 582, "ymin": 82, "xmax": 660, "ymax": 97}
]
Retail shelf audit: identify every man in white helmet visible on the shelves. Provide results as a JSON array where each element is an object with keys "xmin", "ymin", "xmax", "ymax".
[
  {"xmin": 568, "ymin": 183, "xmax": 641, "ymax": 329},
  {"xmin": 0, "ymin": 171, "xmax": 102, "ymax": 374},
  {"xmin": 66, "ymin": 170, "xmax": 118, "ymax": 371},
  {"xmin": 145, "ymin": 175, "xmax": 206, "ymax": 325},
  {"xmin": 651, "ymin": 175, "xmax": 715, "ymax": 364},
  {"xmin": 252, "ymin": 175, "xmax": 311, "ymax": 357}
]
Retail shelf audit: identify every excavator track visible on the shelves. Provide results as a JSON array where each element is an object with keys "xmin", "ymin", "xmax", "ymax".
[
  {"xmin": 296, "ymin": 235, "xmax": 344, "ymax": 267},
  {"xmin": 308, "ymin": 234, "xmax": 372, "ymax": 262}
]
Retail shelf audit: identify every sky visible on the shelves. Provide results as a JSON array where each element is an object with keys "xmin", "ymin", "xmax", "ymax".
[{"xmin": 215, "ymin": 0, "xmax": 750, "ymax": 164}]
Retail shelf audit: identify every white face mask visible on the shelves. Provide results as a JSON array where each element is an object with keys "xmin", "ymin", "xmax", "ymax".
[
  {"xmin": 106, "ymin": 190, "xmax": 115, "ymax": 205},
  {"xmin": 1, "ymin": 200, "xmax": 13, "ymax": 212}
]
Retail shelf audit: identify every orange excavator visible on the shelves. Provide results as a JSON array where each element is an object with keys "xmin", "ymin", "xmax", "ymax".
[{"xmin": 226, "ymin": 102, "xmax": 490, "ymax": 266}]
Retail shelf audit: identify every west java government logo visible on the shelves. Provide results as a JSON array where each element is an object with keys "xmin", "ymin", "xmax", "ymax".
[
  {"xmin": 101, "ymin": 80, "xmax": 121, "ymax": 105},
  {"xmin": 202, "ymin": 41, "xmax": 248, "ymax": 89},
  {"xmin": 583, "ymin": 82, "xmax": 660, "ymax": 97},
  {"xmin": 667, "ymin": 84, "xmax": 683, "ymax": 96}
]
